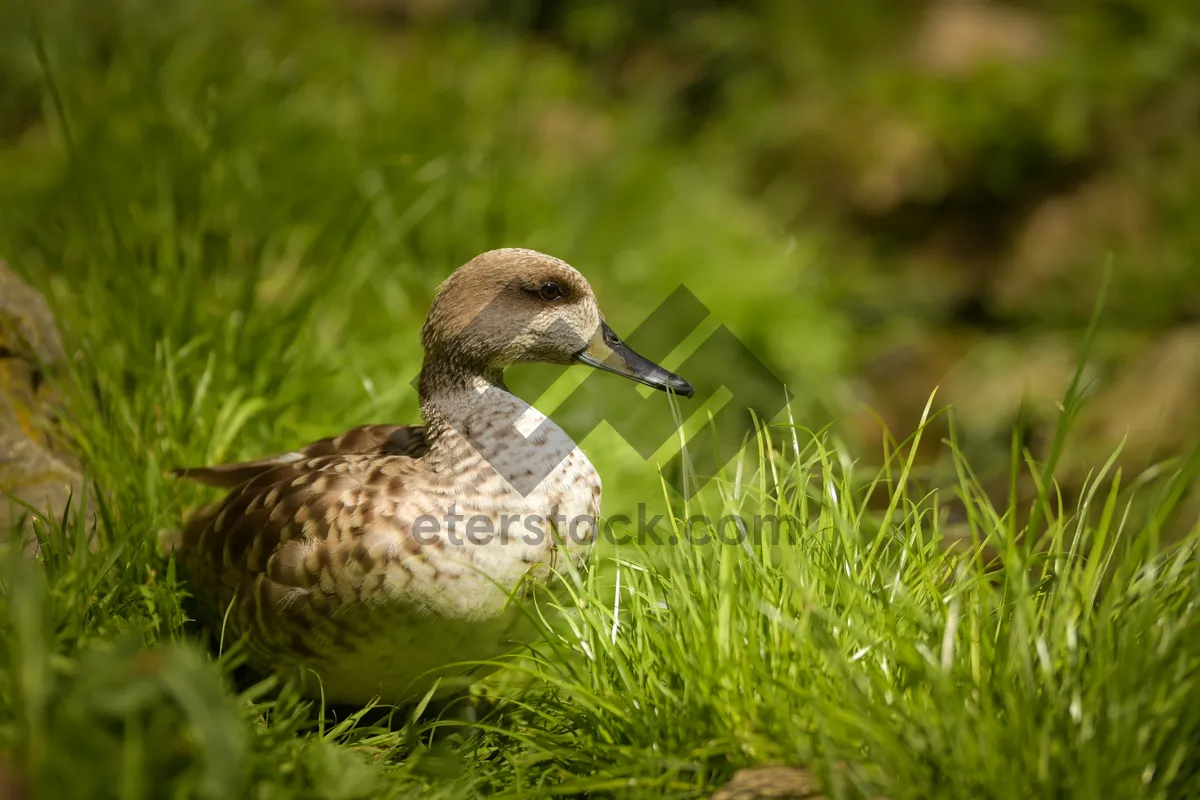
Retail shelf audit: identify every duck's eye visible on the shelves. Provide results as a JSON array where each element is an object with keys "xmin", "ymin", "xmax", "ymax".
[{"xmin": 538, "ymin": 282, "xmax": 564, "ymax": 302}]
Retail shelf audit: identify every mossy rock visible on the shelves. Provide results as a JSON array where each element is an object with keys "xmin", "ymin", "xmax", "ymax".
[
  {"xmin": 712, "ymin": 766, "xmax": 827, "ymax": 800},
  {"xmin": 0, "ymin": 261, "xmax": 87, "ymax": 544}
]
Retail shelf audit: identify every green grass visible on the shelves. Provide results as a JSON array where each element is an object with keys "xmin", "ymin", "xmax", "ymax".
[{"xmin": 2, "ymin": 1, "xmax": 1200, "ymax": 798}]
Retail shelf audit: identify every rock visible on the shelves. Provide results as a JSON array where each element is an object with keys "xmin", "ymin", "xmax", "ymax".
[
  {"xmin": 990, "ymin": 175, "xmax": 1156, "ymax": 322},
  {"xmin": 712, "ymin": 766, "xmax": 825, "ymax": 800},
  {"xmin": 0, "ymin": 262, "xmax": 64, "ymax": 366},
  {"xmin": 787, "ymin": 103, "xmax": 947, "ymax": 218},
  {"xmin": 914, "ymin": 1, "xmax": 1050, "ymax": 76},
  {"xmin": 1064, "ymin": 327, "xmax": 1200, "ymax": 478},
  {"xmin": 852, "ymin": 331, "xmax": 1092, "ymax": 460},
  {"xmin": 846, "ymin": 117, "xmax": 946, "ymax": 216},
  {"xmin": 938, "ymin": 335, "xmax": 1081, "ymax": 445},
  {"xmin": 0, "ymin": 260, "xmax": 87, "ymax": 546}
]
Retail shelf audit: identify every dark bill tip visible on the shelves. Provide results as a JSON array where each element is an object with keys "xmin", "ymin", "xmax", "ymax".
[{"xmin": 575, "ymin": 321, "xmax": 695, "ymax": 398}]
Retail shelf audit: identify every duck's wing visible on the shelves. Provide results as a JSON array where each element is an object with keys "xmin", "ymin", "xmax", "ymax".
[
  {"xmin": 175, "ymin": 433, "xmax": 428, "ymax": 664},
  {"xmin": 173, "ymin": 424, "xmax": 428, "ymax": 489}
]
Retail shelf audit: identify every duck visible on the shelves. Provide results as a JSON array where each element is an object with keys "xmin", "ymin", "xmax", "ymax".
[{"xmin": 172, "ymin": 248, "xmax": 693, "ymax": 705}]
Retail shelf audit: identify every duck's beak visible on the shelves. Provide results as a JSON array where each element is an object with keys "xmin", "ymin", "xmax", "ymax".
[{"xmin": 575, "ymin": 321, "xmax": 695, "ymax": 398}]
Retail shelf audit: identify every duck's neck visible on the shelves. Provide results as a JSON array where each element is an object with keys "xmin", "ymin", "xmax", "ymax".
[
  {"xmin": 418, "ymin": 358, "xmax": 514, "ymax": 448},
  {"xmin": 417, "ymin": 357, "xmax": 587, "ymax": 498}
]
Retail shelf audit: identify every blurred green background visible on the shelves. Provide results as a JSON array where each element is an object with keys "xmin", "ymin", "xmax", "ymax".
[{"xmin": 3, "ymin": 0, "xmax": 1199, "ymax": 512}]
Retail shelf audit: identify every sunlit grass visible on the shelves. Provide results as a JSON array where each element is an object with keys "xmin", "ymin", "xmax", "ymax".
[{"xmin": 6, "ymin": 377, "xmax": 1199, "ymax": 798}]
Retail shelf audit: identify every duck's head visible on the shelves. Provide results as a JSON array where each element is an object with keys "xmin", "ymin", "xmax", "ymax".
[{"xmin": 421, "ymin": 248, "xmax": 693, "ymax": 397}]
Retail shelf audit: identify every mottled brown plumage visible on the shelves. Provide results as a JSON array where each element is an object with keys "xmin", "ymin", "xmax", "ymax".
[{"xmin": 173, "ymin": 249, "xmax": 692, "ymax": 705}]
